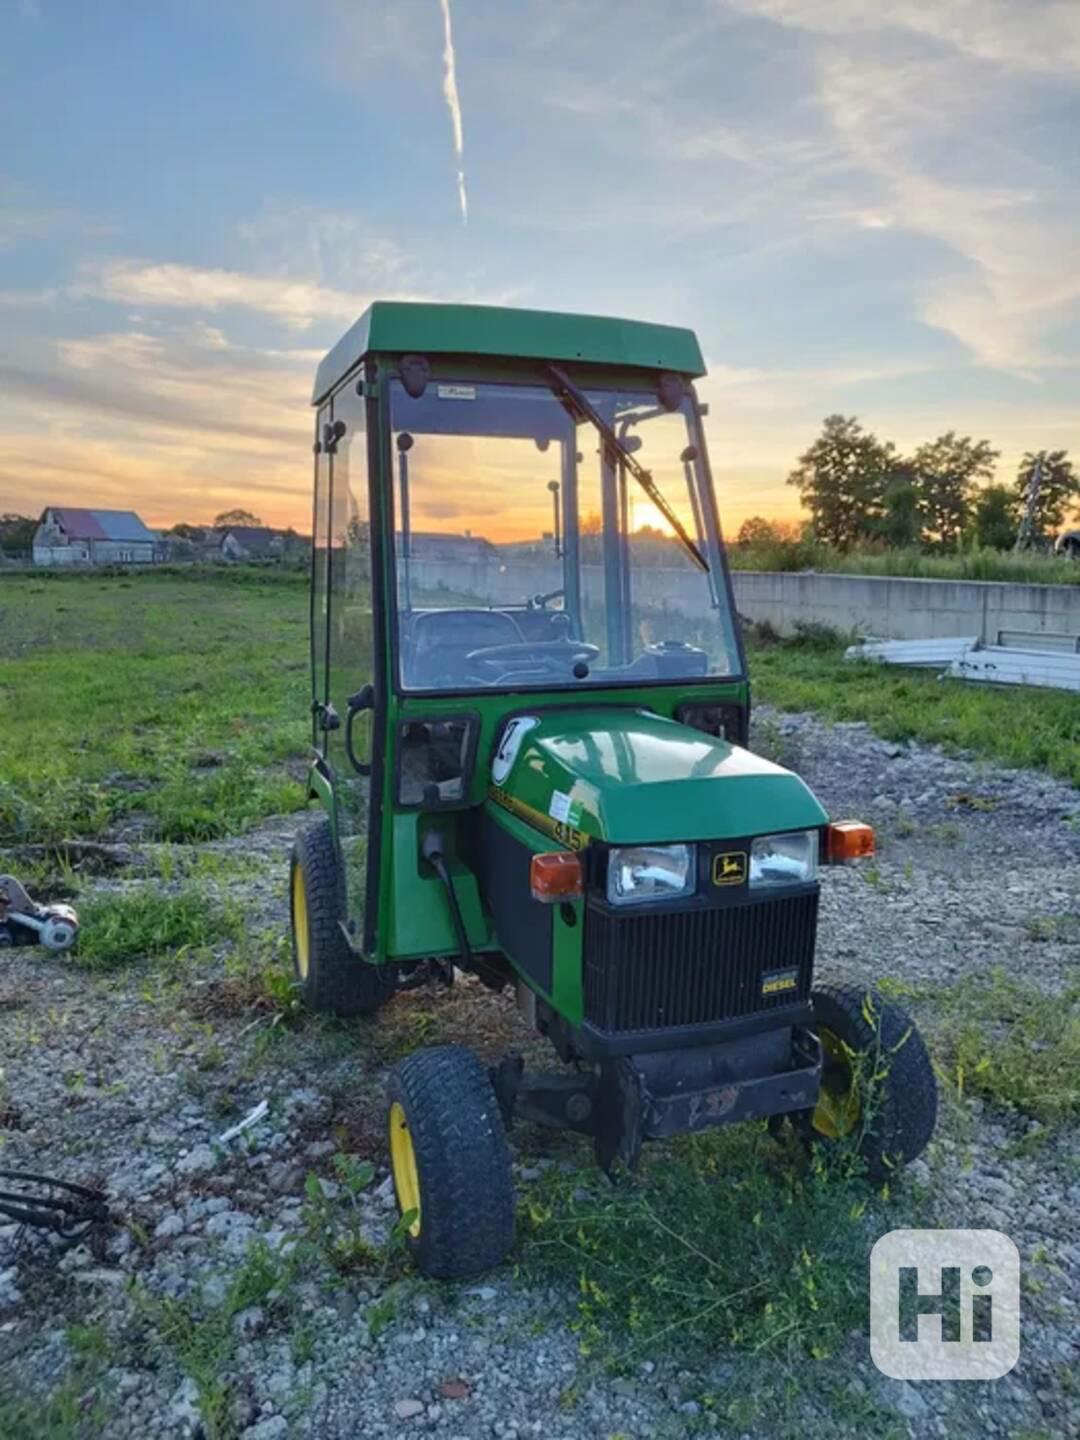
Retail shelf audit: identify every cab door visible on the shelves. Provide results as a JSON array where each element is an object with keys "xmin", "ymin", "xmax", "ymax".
[
  {"xmin": 311, "ymin": 401, "xmax": 333, "ymax": 746},
  {"xmin": 312, "ymin": 383, "xmax": 378, "ymax": 949}
]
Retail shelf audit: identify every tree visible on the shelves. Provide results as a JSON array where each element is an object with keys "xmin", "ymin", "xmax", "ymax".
[
  {"xmin": 874, "ymin": 467, "xmax": 923, "ymax": 549},
  {"xmin": 213, "ymin": 508, "xmax": 263, "ymax": 529},
  {"xmin": 1013, "ymin": 450, "xmax": 1079, "ymax": 541},
  {"xmin": 167, "ymin": 522, "xmax": 206, "ymax": 542},
  {"xmin": 0, "ymin": 513, "xmax": 35, "ymax": 556},
  {"xmin": 787, "ymin": 415, "xmax": 895, "ymax": 549},
  {"xmin": 736, "ymin": 516, "xmax": 779, "ymax": 546},
  {"xmin": 911, "ymin": 432, "xmax": 998, "ymax": 550},
  {"xmin": 973, "ymin": 486, "xmax": 1020, "ymax": 551}
]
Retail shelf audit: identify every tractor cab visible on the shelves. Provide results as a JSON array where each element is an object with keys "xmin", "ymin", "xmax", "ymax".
[{"xmin": 293, "ymin": 302, "xmax": 937, "ymax": 1279}]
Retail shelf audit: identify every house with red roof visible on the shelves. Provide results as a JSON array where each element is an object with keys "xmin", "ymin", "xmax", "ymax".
[{"xmin": 33, "ymin": 507, "xmax": 160, "ymax": 567}]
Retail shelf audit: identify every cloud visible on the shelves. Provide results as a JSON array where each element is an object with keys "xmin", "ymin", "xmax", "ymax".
[
  {"xmin": 0, "ymin": 322, "xmax": 323, "ymax": 524},
  {"xmin": 1, "ymin": 324, "xmax": 315, "ymax": 456},
  {"xmin": 76, "ymin": 259, "xmax": 374, "ymax": 330},
  {"xmin": 0, "ymin": 178, "xmax": 115, "ymax": 251},
  {"xmin": 0, "ymin": 288, "xmax": 60, "ymax": 309},
  {"xmin": 234, "ymin": 205, "xmax": 414, "ymax": 290},
  {"xmin": 813, "ymin": 45, "xmax": 1080, "ymax": 372},
  {"xmin": 0, "ymin": 203, "xmax": 64, "ymax": 250},
  {"xmin": 437, "ymin": 0, "xmax": 468, "ymax": 223},
  {"xmin": 719, "ymin": 0, "xmax": 1080, "ymax": 77}
]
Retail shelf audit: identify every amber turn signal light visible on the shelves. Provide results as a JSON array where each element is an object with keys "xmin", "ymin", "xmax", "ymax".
[
  {"xmin": 530, "ymin": 851, "xmax": 583, "ymax": 902},
  {"xmin": 826, "ymin": 820, "xmax": 875, "ymax": 863}
]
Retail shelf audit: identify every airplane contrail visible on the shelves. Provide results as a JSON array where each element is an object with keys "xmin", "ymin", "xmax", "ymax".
[{"xmin": 437, "ymin": 0, "xmax": 468, "ymax": 224}]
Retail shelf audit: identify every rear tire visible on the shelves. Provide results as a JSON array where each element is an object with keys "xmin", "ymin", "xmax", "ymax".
[
  {"xmin": 808, "ymin": 979, "xmax": 937, "ymax": 1181},
  {"xmin": 386, "ymin": 1045, "xmax": 515, "ymax": 1279},
  {"xmin": 289, "ymin": 818, "xmax": 392, "ymax": 1017}
]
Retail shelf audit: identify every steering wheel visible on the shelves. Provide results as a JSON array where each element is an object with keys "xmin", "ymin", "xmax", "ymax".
[{"xmin": 465, "ymin": 639, "xmax": 599, "ymax": 679}]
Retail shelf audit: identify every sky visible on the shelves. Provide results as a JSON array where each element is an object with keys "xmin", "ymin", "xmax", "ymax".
[{"xmin": 2, "ymin": 0, "xmax": 1079, "ymax": 535}]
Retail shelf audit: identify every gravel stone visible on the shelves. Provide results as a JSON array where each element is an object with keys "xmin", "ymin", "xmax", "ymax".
[
  {"xmin": 242, "ymin": 1418, "xmax": 288, "ymax": 1440},
  {"xmin": 0, "ymin": 1268, "xmax": 23, "ymax": 1307},
  {"xmin": 175, "ymin": 1143, "xmax": 217, "ymax": 1176},
  {"xmin": 1, "ymin": 722, "xmax": 1076, "ymax": 1440}
]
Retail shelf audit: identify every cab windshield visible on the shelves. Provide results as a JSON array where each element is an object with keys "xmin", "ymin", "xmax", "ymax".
[{"xmin": 389, "ymin": 377, "xmax": 740, "ymax": 692}]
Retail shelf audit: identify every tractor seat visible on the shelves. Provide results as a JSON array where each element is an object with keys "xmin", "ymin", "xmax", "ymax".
[{"xmin": 404, "ymin": 608, "xmax": 525, "ymax": 687}]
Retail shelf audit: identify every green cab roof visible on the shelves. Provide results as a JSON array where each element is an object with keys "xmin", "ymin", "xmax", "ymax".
[{"xmin": 312, "ymin": 300, "xmax": 706, "ymax": 403}]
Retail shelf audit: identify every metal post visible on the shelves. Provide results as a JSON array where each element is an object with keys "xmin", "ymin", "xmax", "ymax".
[
  {"xmin": 561, "ymin": 439, "xmax": 583, "ymax": 639},
  {"xmin": 600, "ymin": 442, "xmax": 624, "ymax": 664},
  {"xmin": 397, "ymin": 432, "xmax": 414, "ymax": 610},
  {"xmin": 548, "ymin": 479, "xmax": 562, "ymax": 558}
]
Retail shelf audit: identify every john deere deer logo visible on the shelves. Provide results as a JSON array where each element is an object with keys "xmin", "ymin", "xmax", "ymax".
[{"xmin": 712, "ymin": 851, "xmax": 747, "ymax": 886}]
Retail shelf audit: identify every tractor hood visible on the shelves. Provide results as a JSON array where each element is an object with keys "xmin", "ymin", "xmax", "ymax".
[{"xmin": 487, "ymin": 708, "xmax": 827, "ymax": 845}]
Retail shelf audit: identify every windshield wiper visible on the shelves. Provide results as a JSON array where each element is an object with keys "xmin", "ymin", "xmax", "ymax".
[{"xmin": 546, "ymin": 364, "xmax": 709, "ymax": 573}]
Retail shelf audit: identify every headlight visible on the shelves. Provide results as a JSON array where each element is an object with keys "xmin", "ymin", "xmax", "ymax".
[
  {"xmin": 607, "ymin": 843, "xmax": 694, "ymax": 905},
  {"xmin": 750, "ymin": 830, "xmax": 818, "ymax": 888}
]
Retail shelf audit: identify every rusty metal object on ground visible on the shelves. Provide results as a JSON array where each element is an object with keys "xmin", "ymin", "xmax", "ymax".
[{"xmin": 0, "ymin": 1169, "xmax": 109, "ymax": 1240}]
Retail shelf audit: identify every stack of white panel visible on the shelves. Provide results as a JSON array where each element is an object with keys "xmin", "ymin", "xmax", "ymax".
[
  {"xmin": 844, "ymin": 635, "xmax": 1080, "ymax": 692},
  {"xmin": 948, "ymin": 647, "xmax": 1080, "ymax": 693},
  {"xmin": 844, "ymin": 638, "xmax": 979, "ymax": 666}
]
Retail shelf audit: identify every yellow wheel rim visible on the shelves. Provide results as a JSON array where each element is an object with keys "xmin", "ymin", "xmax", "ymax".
[
  {"xmin": 292, "ymin": 864, "xmax": 310, "ymax": 981},
  {"xmin": 812, "ymin": 1026, "xmax": 861, "ymax": 1139},
  {"xmin": 389, "ymin": 1102, "xmax": 422, "ymax": 1237}
]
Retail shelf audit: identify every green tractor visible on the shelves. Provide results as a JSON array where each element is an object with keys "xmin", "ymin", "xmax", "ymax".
[{"xmin": 290, "ymin": 302, "xmax": 937, "ymax": 1278}]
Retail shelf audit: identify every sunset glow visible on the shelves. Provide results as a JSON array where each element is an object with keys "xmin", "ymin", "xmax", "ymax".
[{"xmin": 2, "ymin": 3, "xmax": 1078, "ymax": 535}]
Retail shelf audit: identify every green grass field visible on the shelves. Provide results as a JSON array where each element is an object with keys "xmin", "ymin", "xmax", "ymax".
[
  {"xmin": 2, "ymin": 569, "xmax": 1075, "ymax": 860},
  {"xmin": 747, "ymin": 629, "xmax": 1080, "ymax": 785},
  {"xmin": 0, "ymin": 569, "xmax": 310, "ymax": 845}
]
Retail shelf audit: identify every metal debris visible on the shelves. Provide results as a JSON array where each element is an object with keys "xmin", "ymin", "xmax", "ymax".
[
  {"xmin": 218, "ymin": 1099, "xmax": 270, "ymax": 1144},
  {"xmin": 949, "ymin": 647, "xmax": 1080, "ymax": 693},
  {"xmin": 0, "ymin": 875, "xmax": 79, "ymax": 952},
  {"xmin": 844, "ymin": 637, "xmax": 978, "ymax": 666},
  {"xmin": 0, "ymin": 1169, "xmax": 108, "ymax": 1241},
  {"xmin": 845, "ymin": 636, "xmax": 1080, "ymax": 692}
]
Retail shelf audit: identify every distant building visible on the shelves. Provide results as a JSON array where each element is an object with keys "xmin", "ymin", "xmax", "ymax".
[
  {"xmin": 204, "ymin": 526, "xmax": 285, "ymax": 561},
  {"xmin": 33, "ymin": 507, "xmax": 159, "ymax": 567},
  {"xmin": 200, "ymin": 526, "xmax": 311, "ymax": 563}
]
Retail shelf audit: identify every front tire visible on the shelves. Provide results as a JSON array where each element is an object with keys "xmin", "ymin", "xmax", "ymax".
[
  {"xmin": 289, "ymin": 818, "xmax": 392, "ymax": 1017},
  {"xmin": 386, "ymin": 1045, "xmax": 515, "ymax": 1279},
  {"xmin": 808, "ymin": 979, "xmax": 937, "ymax": 1181}
]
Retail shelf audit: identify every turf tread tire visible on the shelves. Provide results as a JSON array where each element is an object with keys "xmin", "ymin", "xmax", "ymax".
[
  {"xmin": 290, "ymin": 818, "xmax": 392, "ymax": 1017},
  {"xmin": 811, "ymin": 977, "xmax": 937, "ymax": 1181},
  {"xmin": 387, "ymin": 1045, "xmax": 515, "ymax": 1279}
]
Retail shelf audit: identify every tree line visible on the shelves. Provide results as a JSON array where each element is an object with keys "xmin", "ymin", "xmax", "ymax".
[{"xmin": 738, "ymin": 416, "xmax": 1079, "ymax": 551}]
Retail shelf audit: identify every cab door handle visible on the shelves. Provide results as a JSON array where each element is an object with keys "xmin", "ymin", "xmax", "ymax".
[{"xmin": 345, "ymin": 684, "xmax": 375, "ymax": 776}]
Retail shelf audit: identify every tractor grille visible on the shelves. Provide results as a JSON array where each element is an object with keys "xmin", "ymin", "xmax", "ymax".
[{"xmin": 582, "ymin": 890, "xmax": 818, "ymax": 1034}]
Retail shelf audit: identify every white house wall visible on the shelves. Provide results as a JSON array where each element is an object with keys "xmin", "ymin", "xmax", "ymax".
[
  {"xmin": 32, "ymin": 542, "xmax": 89, "ymax": 567},
  {"xmin": 32, "ymin": 539, "xmax": 156, "ymax": 566}
]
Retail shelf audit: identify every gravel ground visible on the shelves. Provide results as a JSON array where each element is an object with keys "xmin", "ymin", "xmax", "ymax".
[{"xmin": 1, "ymin": 710, "xmax": 1077, "ymax": 1439}]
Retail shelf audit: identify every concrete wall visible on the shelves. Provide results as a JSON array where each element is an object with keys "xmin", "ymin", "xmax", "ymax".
[
  {"xmin": 405, "ymin": 555, "xmax": 1080, "ymax": 647},
  {"xmin": 730, "ymin": 571, "xmax": 1080, "ymax": 645}
]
